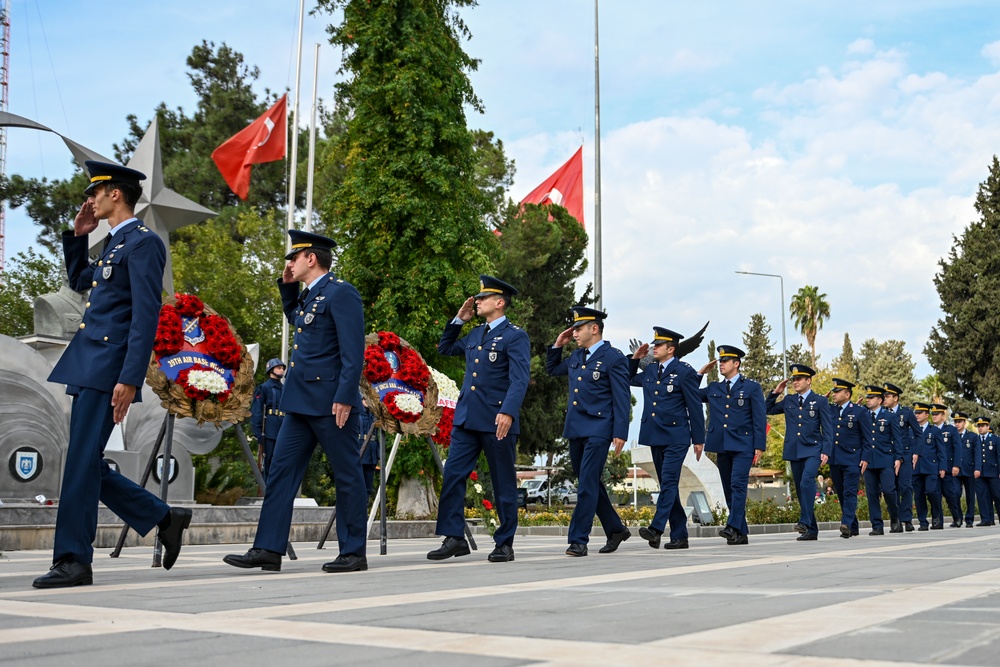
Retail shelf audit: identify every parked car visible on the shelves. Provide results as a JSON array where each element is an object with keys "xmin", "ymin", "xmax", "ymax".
[
  {"xmin": 520, "ymin": 477, "xmax": 549, "ymax": 504},
  {"xmin": 552, "ymin": 485, "xmax": 577, "ymax": 504}
]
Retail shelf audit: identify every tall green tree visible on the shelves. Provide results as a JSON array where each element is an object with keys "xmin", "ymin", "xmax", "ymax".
[
  {"xmin": 705, "ymin": 339, "xmax": 719, "ymax": 384},
  {"xmin": 741, "ymin": 313, "xmax": 782, "ymax": 388},
  {"xmin": 789, "ymin": 285, "xmax": 831, "ymax": 366},
  {"xmin": 855, "ymin": 338, "xmax": 919, "ymax": 397},
  {"xmin": 918, "ymin": 374, "xmax": 947, "ymax": 404},
  {"xmin": 495, "ymin": 203, "xmax": 589, "ymax": 461},
  {"xmin": 926, "ymin": 156, "xmax": 1000, "ymax": 409},
  {"xmin": 0, "ymin": 249, "xmax": 63, "ymax": 336},
  {"xmin": 316, "ymin": 0, "xmax": 497, "ymax": 363},
  {"xmin": 831, "ymin": 332, "xmax": 858, "ymax": 381}
]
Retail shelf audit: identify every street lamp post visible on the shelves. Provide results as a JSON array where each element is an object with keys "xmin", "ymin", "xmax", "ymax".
[{"xmin": 735, "ymin": 271, "xmax": 788, "ymax": 381}]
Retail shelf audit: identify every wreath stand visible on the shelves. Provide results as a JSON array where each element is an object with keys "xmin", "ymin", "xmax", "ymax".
[
  {"xmin": 316, "ymin": 424, "xmax": 478, "ymax": 555},
  {"xmin": 110, "ymin": 413, "xmax": 297, "ymax": 563}
]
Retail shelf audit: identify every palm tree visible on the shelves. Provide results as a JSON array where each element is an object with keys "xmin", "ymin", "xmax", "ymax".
[
  {"xmin": 789, "ymin": 285, "xmax": 831, "ymax": 366},
  {"xmin": 919, "ymin": 374, "xmax": 946, "ymax": 404}
]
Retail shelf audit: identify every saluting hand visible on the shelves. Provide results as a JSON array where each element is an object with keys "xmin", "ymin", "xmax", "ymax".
[
  {"xmin": 632, "ymin": 343, "xmax": 649, "ymax": 360},
  {"xmin": 774, "ymin": 378, "xmax": 789, "ymax": 394},
  {"xmin": 553, "ymin": 326, "xmax": 575, "ymax": 347},
  {"xmin": 282, "ymin": 263, "xmax": 295, "ymax": 284},
  {"xmin": 697, "ymin": 361, "xmax": 715, "ymax": 375},
  {"xmin": 74, "ymin": 200, "xmax": 99, "ymax": 236}
]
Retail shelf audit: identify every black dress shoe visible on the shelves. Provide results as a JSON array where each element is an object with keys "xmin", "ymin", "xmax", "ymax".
[
  {"xmin": 157, "ymin": 507, "xmax": 193, "ymax": 570},
  {"xmin": 890, "ymin": 522, "xmax": 903, "ymax": 533},
  {"xmin": 638, "ymin": 526, "xmax": 662, "ymax": 549},
  {"xmin": 727, "ymin": 532, "xmax": 748, "ymax": 545},
  {"xmin": 978, "ymin": 522, "xmax": 996, "ymax": 526},
  {"xmin": 598, "ymin": 529, "xmax": 631, "ymax": 553},
  {"xmin": 839, "ymin": 524, "xmax": 851, "ymax": 539},
  {"xmin": 851, "ymin": 530, "xmax": 860, "ymax": 536},
  {"xmin": 322, "ymin": 554, "xmax": 368, "ymax": 572},
  {"xmin": 795, "ymin": 522, "xmax": 809, "ymax": 535},
  {"xmin": 664, "ymin": 538, "xmax": 689, "ymax": 550},
  {"xmin": 488, "ymin": 544, "xmax": 515, "ymax": 562},
  {"xmin": 796, "ymin": 533, "xmax": 817, "ymax": 541},
  {"xmin": 918, "ymin": 525, "xmax": 929, "ymax": 531},
  {"xmin": 965, "ymin": 522, "xmax": 975, "ymax": 528},
  {"xmin": 869, "ymin": 527, "xmax": 884, "ymax": 535},
  {"xmin": 32, "ymin": 561, "xmax": 93, "ymax": 589},
  {"xmin": 223, "ymin": 548, "xmax": 282, "ymax": 571},
  {"xmin": 719, "ymin": 526, "xmax": 736, "ymax": 540},
  {"xmin": 426, "ymin": 536, "xmax": 471, "ymax": 561},
  {"xmin": 950, "ymin": 521, "xmax": 962, "ymax": 528},
  {"xmin": 566, "ymin": 543, "xmax": 588, "ymax": 557},
  {"xmin": 930, "ymin": 523, "xmax": 944, "ymax": 530},
  {"xmin": 904, "ymin": 522, "xmax": 914, "ymax": 532}
]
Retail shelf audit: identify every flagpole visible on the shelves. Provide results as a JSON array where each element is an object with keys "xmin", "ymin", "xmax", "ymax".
[
  {"xmin": 304, "ymin": 43, "xmax": 320, "ymax": 232},
  {"xmin": 282, "ymin": 0, "xmax": 306, "ymax": 367},
  {"xmin": 593, "ymin": 0, "xmax": 603, "ymax": 311}
]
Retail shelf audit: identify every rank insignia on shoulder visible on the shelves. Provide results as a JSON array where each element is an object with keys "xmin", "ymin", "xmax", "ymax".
[
  {"xmin": 138, "ymin": 226, "xmax": 149, "ymax": 232},
  {"xmin": 337, "ymin": 279, "xmax": 344, "ymax": 283}
]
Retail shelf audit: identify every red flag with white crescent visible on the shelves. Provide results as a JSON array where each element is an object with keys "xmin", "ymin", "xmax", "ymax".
[
  {"xmin": 519, "ymin": 146, "xmax": 585, "ymax": 227},
  {"xmin": 212, "ymin": 94, "xmax": 287, "ymax": 200}
]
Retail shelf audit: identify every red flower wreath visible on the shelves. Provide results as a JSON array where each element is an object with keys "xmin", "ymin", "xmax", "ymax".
[
  {"xmin": 363, "ymin": 345, "xmax": 393, "ymax": 383},
  {"xmin": 173, "ymin": 293, "xmax": 205, "ymax": 318},
  {"xmin": 152, "ymin": 294, "xmax": 242, "ymax": 371},
  {"xmin": 432, "ymin": 407, "xmax": 454, "ymax": 446},
  {"xmin": 176, "ymin": 364, "xmax": 232, "ymax": 403},
  {"xmin": 153, "ymin": 305, "xmax": 184, "ymax": 357}
]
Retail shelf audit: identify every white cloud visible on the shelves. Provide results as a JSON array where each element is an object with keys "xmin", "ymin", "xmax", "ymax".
[
  {"xmin": 982, "ymin": 40, "xmax": 1000, "ymax": 66},
  {"xmin": 847, "ymin": 38, "xmax": 875, "ymax": 55}
]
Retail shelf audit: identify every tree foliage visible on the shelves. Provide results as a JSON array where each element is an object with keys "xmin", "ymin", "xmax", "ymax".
[
  {"xmin": 831, "ymin": 333, "xmax": 858, "ymax": 381},
  {"xmin": 926, "ymin": 156, "xmax": 1000, "ymax": 410},
  {"xmin": 789, "ymin": 285, "xmax": 830, "ymax": 366},
  {"xmin": 316, "ymin": 0, "xmax": 497, "ymax": 364},
  {"xmin": 855, "ymin": 338, "xmax": 919, "ymax": 397},
  {"xmin": 0, "ymin": 249, "xmax": 64, "ymax": 337},
  {"xmin": 741, "ymin": 313, "xmax": 782, "ymax": 389},
  {"xmin": 495, "ymin": 203, "xmax": 590, "ymax": 460}
]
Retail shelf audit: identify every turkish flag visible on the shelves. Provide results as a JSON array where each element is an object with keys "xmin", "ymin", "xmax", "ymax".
[
  {"xmin": 212, "ymin": 94, "xmax": 287, "ymax": 200},
  {"xmin": 520, "ymin": 146, "xmax": 585, "ymax": 227}
]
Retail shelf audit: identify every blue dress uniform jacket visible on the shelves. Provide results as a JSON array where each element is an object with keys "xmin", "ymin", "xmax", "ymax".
[
  {"xmin": 546, "ymin": 342, "xmax": 631, "ymax": 441},
  {"xmin": 979, "ymin": 433, "xmax": 1000, "ymax": 477},
  {"xmin": 629, "ymin": 357, "xmax": 706, "ymax": 445},
  {"xmin": 250, "ymin": 378, "xmax": 285, "ymax": 442},
  {"xmin": 701, "ymin": 375, "xmax": 766, "ymax": 454},
  {"xmin": 438, "ymin": 319, "xmax": 531, "ymax": 434},
  {"xmin": 941, "ymin": 424, "xmax": 961, "ymax": 469},
  {"xmin": 764, "ymin": 391, "xmax": 833, "ymax": 461},
  {"xmin": 861, "ymin": 407, "xmax": 903, "ymax": 469},
  {"xmin": 915, "ymin": 424, "xmax": 948, "ymax": 475},
  {"xmin": 277, "ymin": 274, "xmax": 365, "ymax": 415},
  {"xmin": 47, "ymin": 220, "xmax": 170, "ymax": 567},
  {"xmin": 827, "ymin": 401, "xmax": 865, "ymax": 467},
  {"xmin": 955, "ymin": 430, "xmax": 980, "ymax": 476},
  {"xmin": 49, "ymin": 221, "xmax": 165, "ymax": 396},
  {"xmin": 893, "ymin": 406, "xmax": 919, "ymax": 456}
]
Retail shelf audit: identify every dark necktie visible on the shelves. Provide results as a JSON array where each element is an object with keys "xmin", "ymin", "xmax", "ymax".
[
  {"xmin": 297, "ymin": 288, "xmax": 309, "ymax": 307},
  {"xmin": 725, "ymin": 379, "xmax": 732, "ymax": 394},
  {"xmin": 102, "ymin": 233, "xmax": 113, "ymax": 252},
  {"xmin": 582, "ymin": 349, "xmax": 590, "ymax": 364},
  {"xmin": 482, "ymin": 324, "xmax": 491, "ymax": 344},
  {"xmin": 798, "ymin": 395, "xmax": 803, "ymax": 408},
  {"xmin": 871, "ymin": 410, "xmax": 877, "ymax": 421},
  {"xmin": 657, "ymin": 364, "xmax": 664, "ymax": 380}
]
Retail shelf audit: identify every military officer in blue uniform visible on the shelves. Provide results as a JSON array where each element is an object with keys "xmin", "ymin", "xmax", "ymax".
[
  {"xmin": 250, "ymin": 357, "xmax": 286, "ymax": 482},
  {"xmin": 912, "ymin": 402, "xmax": 946, "ymax": 530},
  {"xmin": 859, "ymin": 385, "xmax": 902, "ymax": 535},
  {"xmin": 695, "ymin": 345, "xmax": 765, "ymax": 545},
  {"xmin": 631, "ymin": 327, "xmax": 706, "ymax": 550},
  {"xmin": 35, "ymin": 161, "xmax": 192, "ymax": 588},
  {"xmin": 974, "ymin": 417, "xmax": 1000, "ymax": 526},
  {"xmin": 882, "ymin": 383, "xmax": 919, "ymax": 531},
  {"xmin": 428, "ymin": 276, "xmax": 531, "ymax": 563},
  {"xmin": 765, "ymin": 364, "xmax": 832, "ymax": 541},
  {"xmin": 825, "ymin": 378, "xmax": 865, "ymax": 538},
  {"xmin": 951, "ymin": 411, "xmax": 979, "ymax": 527},
  {"xmin": 225, "ymin": 230, "xmax": 367, "ymax": 574},
  {"xmin": 932, "ymin": 404, "xmax": 966, "ymax": 527},
  {"xmin": 546, "ymin": 307, "xmax": 631, "ymax": 556}
]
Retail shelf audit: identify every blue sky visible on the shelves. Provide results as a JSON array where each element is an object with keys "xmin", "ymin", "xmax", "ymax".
[{"xmin": 6, "ymin": 1, "xmax": 1000, "ymax": 429}]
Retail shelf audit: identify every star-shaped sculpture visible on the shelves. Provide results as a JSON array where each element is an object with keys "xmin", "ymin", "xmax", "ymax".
[{"xmin": 0, "ymin": 111, "xmax": 215, "ymax": 293}]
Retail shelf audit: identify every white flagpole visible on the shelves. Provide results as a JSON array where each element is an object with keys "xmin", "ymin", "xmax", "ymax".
[
  {"xmin": 593, "ymin": 0, "xmax": 603, "ymax": 311},
  {"xmin": 282, "ymin": 0, "xmax": 306, "ymax": 367},
  {"xmin": 304, "ymin": 43, "xmax": 320, "ymax": 232}
]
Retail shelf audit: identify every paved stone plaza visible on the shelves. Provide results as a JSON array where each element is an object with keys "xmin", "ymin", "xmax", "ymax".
[{"xmin": 2, "ymin": 529, "xmax": 1000, "ymax": 666}]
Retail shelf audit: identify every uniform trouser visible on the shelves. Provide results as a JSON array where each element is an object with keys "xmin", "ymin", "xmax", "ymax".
[
  {"xmin": 362, "ymin": 464, "xmax": 378, "ymax": 499},
  {"xmin": 894, "ymin": 456, "xmax": 914, "ymax": 523},
  {"xmin": 913, "ymin": 472, "xmax": 943, "ymax": 528},
  {"xmin": 975, "ymin": 477, "xmax": 1000, "ymax": 524},
  {"xmin": 957, "ymin": 475, "xmax": 976, "ymax": 522},
  {"xmin": 943, "ymin": 474, "xmax": 964, "ymax": 522},
  {"xmin": 863, "ymin": 465, "xmax": 899, "ymax": 529},
  {"xmin": 436, "ymin": 425, "xmax": 519, "ymax": 547},
  {"xmin": 567, "ymin": 436, "xmax": 626, "ymax": 545},
  {"xmin": 254, "ymin": 412, "xmax": 366, "ymax": 556},
  {"xmin": 790, "ymin": 455, "xmax": 821, "ymax": 536},
  {"xmin": 650, "ymin": 444, "xmax": 690, "ymax": 541},
  {"xmin": 716, "ymin": 449, "xmax": 754, "ymax": 536},
  {"xmin": 829, "ymin": 463, "xmax": 860, "ymax": 534},
  {"xmin": 261, "ymin": 437, "xmax": 277, "ymax": 483},
  {"xmin": 53, "ymin": 389, "xmax": 169, "ymax": 565}
]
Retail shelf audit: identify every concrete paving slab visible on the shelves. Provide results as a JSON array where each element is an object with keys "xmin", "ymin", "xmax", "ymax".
[{"xmin": 3, "ymin": 527, "xmax": 1000, "ymax": 666}]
